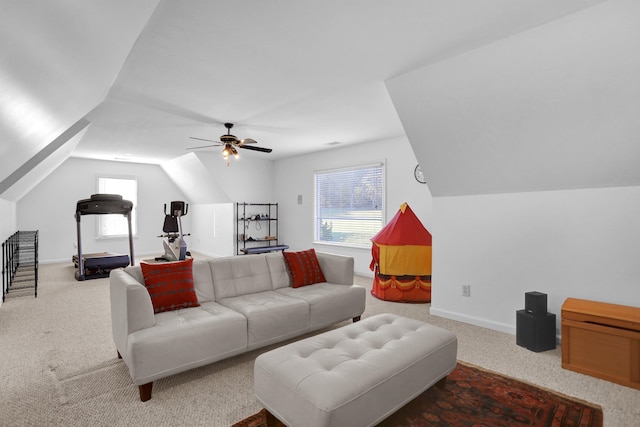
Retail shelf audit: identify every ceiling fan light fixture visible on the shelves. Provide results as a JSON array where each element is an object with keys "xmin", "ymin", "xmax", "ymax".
[{"xmin": 187, "ymin": 122, "xmax": 272, "ymax": 167}]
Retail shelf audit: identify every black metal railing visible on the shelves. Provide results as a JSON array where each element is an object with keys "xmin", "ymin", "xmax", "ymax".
[{"xmin": 2, "ymin": 230, "xmax": 38, "ymax": 301}]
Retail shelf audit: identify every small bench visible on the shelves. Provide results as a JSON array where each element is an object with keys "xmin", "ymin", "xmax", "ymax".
[{"xmin": 254, "ymin": 313, "xmax": 457, "ymax": 426}]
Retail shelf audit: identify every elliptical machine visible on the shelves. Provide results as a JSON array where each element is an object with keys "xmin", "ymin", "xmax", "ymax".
[{"xmin": 156, "ymin": 201, "xmax": 190, "ymax": 261}]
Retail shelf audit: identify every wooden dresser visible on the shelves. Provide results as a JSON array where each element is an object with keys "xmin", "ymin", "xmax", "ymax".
[{"xmin": 561, "ymin": 298, "xmax": 640, "ymax": 390}]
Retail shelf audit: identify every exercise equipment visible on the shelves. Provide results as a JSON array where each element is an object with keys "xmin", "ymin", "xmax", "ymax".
[
  {"xmin": 74, "ymin": 194, "xmax": 134, "ymax": 281},
  {"xmin": 155, "ymin": 201, "xmax": 190, "ymax": 262}
]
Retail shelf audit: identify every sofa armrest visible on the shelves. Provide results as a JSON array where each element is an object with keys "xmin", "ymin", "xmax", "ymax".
[
  {"xmin": 109, "ymin": 269, "xmax": 155, "ymax": 357},
  {"xmin": 316, "ymin": 252, "xmax": 354, "ymax": 285}
]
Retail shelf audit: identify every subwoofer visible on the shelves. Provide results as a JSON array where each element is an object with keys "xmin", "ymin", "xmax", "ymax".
[
  {"xmin": 516, "ymin": 310, "xmax": 556, "ymax": 352},
  {"xmin": 525, "ymin": 291, "xmax": 548, "ymax": 314}
]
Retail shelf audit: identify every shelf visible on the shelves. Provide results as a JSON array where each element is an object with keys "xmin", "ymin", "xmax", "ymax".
[{"xmin": 236, "ymin": 203, "xmax": 281, "ymax": 255}]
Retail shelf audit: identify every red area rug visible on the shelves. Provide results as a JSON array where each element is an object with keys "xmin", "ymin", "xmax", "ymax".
[{"xmin": 233, "ymin": 362, "xmax": 603, "ymax": 427}]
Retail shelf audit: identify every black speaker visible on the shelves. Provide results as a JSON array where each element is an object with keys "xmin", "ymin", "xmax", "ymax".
[
  {"xmin": 525, "ymin": 291, "xmax": 547, "ymax": 314},
  {"xmin": 516, "ymin": 310, "xmax": 556, "ymax": 352}
]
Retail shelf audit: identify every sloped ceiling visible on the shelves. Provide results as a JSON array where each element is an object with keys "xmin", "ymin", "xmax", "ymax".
[
  {"xmin": 0, "ymin": 119, "xmax": 88, "ymax": 199},
  {"xmin": 161, "ymin": 152, "xmax": 232, "ymax": 204},
  {"xmin": 0, "ymin": 0, "xmax": 158, "ymax": 200},
  {"xmin": 387, "ymin": 0, "xmax": 640, "ymax": 196},
  {"xmin": 74, "ymin": 0, "xmax": 606, "ymax": 166},
  {"xmin": 6, "ymin": 0, "xmax": 638, "ymax": 202}
]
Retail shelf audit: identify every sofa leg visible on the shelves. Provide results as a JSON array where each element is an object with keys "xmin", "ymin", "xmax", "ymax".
[
  {"xmin": 139, "ymin": 382, "xmax": 153, "ymax": 402},
  {"xmin": 353, "ymin": 316, "xmax": 361, "ymax": 322},
  {"xmin": 435, "ymin": 376, "xmax": 447, "ymax": 390}
]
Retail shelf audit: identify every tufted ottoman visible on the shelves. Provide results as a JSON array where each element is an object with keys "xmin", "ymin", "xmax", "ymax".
[{"xmin": 254, "ymin": 313, "xmax": 457, "ymax": 426}]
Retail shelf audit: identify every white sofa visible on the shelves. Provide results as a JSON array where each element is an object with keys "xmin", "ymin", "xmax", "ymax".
[{"xmin": 109, "ymin": 251, "xmax": 366, "ymax": 401}]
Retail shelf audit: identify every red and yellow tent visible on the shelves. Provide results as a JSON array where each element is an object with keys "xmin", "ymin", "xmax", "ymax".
[{"xmin": 369, "ymin": 203, "xmax": 432, "ymax": 302}]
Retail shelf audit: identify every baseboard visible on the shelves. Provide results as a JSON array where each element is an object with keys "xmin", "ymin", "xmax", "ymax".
[
  {"xmin": 354, "ymin": 270, "xmax": 374, "ymax": 279},
  {"xmin": 429, "ymin": 307, "xmax": 516, "ymax": 335},
  {"xmin": 429, "ymin": 307, "xmax": 562, "ymax": 344},
  {"xmin": 189, "ymin": 249, "xmax": 223, "ymax": 259}
]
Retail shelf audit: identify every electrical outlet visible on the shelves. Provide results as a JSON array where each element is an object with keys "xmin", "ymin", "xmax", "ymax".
[{"xmin": 462, "ymin": 284, "xmax": 471, "ymax": 297}]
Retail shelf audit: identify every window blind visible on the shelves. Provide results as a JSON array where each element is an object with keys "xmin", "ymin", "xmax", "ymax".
[{"xmin": 314, "ymin": 163, "xmax": 384, "ymax": 247}]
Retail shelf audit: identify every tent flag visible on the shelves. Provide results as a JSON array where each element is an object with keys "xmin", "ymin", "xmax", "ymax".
[{"xmin": 370, "ymin": 202, "xmax": 432, "ymax": 302}]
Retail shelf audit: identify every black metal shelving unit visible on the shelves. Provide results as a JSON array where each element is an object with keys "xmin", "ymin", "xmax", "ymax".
[{"xmin": 236, "ymin": 203, "xmax": 287, "ymax": 255}]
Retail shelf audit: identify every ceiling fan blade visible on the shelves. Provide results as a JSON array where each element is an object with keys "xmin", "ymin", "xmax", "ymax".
[
  {"xmin": 190, "ymin": 136, "xmax": 220, "ymax": 143},
  {"xmin": 186, "ymin": 144, "xmax": 222, "ymax": 150},
  {"xmin": 238, "ymin": 145, "xmax": 273, "ymax": 153},
  {"xmin": 238, "ymin": 138, "xmax": 257, "ymax": 145}
]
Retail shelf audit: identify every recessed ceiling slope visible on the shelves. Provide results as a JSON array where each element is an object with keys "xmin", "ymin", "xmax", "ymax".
[
  {"xmin": 0, "ymin": 0, "xmax": 158, "ymax": 186},
  {"xmin": 388, "ymin": 0, "xmax": 640, "ymax": 196},
  {"xmin": 73, "ymin": 0, "xmax": 603, "ymax": 165}
]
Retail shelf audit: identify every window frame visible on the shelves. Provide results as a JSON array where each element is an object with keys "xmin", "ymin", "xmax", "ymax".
[
  {"xmin": 96, "ymin": 175, "xmax": 138, "ymax": 239},
  {"xmin": 313, "ymin": 162, "xmax": 385, "ymax": 249}
]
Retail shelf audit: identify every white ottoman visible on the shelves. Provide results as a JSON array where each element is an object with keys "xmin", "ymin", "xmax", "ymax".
[{"xmin": 254, "ymin": 313, "xmax": 458, "ymax": 427}]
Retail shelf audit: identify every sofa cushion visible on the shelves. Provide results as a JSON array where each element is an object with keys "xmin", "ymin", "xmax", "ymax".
[
  {"xmin": 265, "ymin": 252, "xmax": 290, "ymax": 290},
  {"xmin": 192, "ymin": 260, "xmax": 215, "ymax": 302},
  {"xmin": 218, "ymin": 291, "xmax": 310, "ymax": 350},
  {"xmin": 283, "ymin": 249, "xmax": 326, "ymax": 288},
  {"xmin": 127, "ymin": 302, "xmax": 247, "ymax": 384},
  {"xmin": 124, "ymin": 265, "xmax": 144, "ymax": 283},
  {"xmin": 277, "ymin": 283, "xmax": 366, "ymax": 328},
  {"xmin": 140, "ymin": 259, "xmax": 200, "ymax": 314},
  {"xmin": 210, "ymin": 255, "xmax": 273, "ymax": 299}
]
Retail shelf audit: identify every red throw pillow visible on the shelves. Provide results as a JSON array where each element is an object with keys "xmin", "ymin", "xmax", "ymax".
[
  {"xmin": 140, "ymin": 258, "xmax": 200, "ymax": 313},
  {"xmin": 283, "ymin": 249, "xmax": 326, "ymax": 288}
]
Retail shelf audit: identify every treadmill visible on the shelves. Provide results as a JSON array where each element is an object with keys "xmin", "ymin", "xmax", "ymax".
[{"xmin": 74, "ymin": 194, "xmax": 135, "ymax": 281}]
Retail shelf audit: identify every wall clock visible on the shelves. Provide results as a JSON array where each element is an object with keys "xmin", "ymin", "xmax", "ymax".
[{"xmin": 414, "ymin": 164, "xmax": 426, "ymax": 184}]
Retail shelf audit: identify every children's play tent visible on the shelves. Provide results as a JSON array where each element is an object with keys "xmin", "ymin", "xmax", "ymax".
[{"xmin": 369, "ymin": 203, "xmax": 432, "ymax": 302}]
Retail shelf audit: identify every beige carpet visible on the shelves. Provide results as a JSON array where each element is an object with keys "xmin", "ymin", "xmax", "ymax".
[{"xmin": 1, "ymin": 256, "xmax": 638, "ymax": 426}]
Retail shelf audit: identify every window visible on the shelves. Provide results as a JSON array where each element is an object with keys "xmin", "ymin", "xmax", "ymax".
[
  {"xmin": 97, "ymin": 176, "xmax": 137, "ymax": 238},
  {"xmin": 314, "ymin": 163, "xmax": 384, "ymax": 247}
]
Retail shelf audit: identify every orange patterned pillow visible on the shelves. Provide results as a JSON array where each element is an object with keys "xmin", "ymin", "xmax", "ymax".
[
  {"xmin": 283, "ymin": 249, "xmax": 326, "ymax": 288},
  {"xmin": 141, "ymin": 258, "xmax": 200, "ymax": 313}
]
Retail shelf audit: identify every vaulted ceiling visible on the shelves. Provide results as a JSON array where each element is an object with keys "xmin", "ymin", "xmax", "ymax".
[{"xmin": 3, "ymin": 0, "xmax": 638, "ymax": 200}]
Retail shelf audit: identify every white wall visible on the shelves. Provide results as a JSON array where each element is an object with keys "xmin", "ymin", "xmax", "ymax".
[
  {"xmin": 189, "ymin": 203, "xmax": 234, "ymax": 258},
  {"xmin": 1, "ymin": 197, "xmax": 17, "ymax": 304},
  {"xmin": 13, "ymin": 137, "xmax": 638, "ymax": 342},
  {"xmin": 0, "ymin": 197, "xmax": 16, "ymax": 244},
  {"xmin": 186, "ymin": 153, "xmax": 276, "ymax": 257},
  {"xmin": 387, "ymin": 0, "xmax": 640, "ymax": 198},
  {"xmin": 430, "ymin": 186, "xmax": 640, "ymax": 335},
  {"xmin": 12, "ymin": 153, "xmax": 275, "ymax": 263},
  {"xmin": 274, "ymin": 136, "xmax": 433, "ymax": 276},
  {"xmin": 17, "ymin": 158, "xmax": 189, "ymax": 263}
]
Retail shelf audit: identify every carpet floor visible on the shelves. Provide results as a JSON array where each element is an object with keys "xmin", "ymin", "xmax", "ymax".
[{"xmin": 0, "ymin": 256, "xmax": 638, "ymax": 426}]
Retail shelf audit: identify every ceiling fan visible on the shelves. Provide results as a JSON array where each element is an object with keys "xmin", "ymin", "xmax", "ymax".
[{"xmin": 188, "ymin": 122, "xmax": 273, "ymax": 166}]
